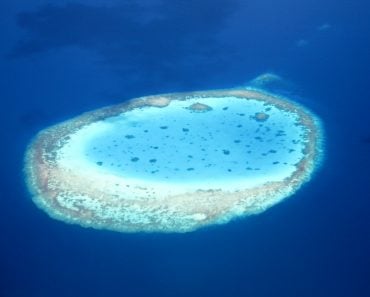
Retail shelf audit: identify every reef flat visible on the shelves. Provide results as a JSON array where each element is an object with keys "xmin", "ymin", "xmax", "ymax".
[{"xmin": 25, "ymin": 88, "xmax": 323, "ymax": 233}]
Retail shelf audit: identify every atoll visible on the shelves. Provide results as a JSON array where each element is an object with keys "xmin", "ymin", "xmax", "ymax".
[{"xmin": 25, "ymin": 85, "xmax": 323, "ymax": 233}]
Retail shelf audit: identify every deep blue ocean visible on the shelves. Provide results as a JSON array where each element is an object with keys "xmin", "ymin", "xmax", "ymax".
[{"xmin": 1, "ymin": 1, "xmax": 370, "ymax": 296}]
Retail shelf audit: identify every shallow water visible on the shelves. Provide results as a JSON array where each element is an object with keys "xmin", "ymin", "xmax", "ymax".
[{"xmin": 72, "ymin": 96, "xmax": 306, "ymax": 184}]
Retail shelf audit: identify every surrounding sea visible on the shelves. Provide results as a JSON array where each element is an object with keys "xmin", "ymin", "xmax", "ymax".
[{"xmin": 1, "ymin": 1, "xmax": 369, "ymax": 296}]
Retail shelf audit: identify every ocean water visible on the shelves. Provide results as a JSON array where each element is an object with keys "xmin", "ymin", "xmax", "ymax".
[{"xmin": 1, "ymin": 1, "xmax": 370, "ymax": 296}]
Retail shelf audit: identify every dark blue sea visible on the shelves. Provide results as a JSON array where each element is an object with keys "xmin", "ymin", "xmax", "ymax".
[{"xmin": 1, "ymin": 1, "xmax": 370, "ymax": 296}]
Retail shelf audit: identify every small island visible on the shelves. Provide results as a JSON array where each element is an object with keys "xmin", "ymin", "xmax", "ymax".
[
  {"xmin": 252, "ymin": 112, "xmax": 270, "ymax": 122},
  {"xmin": 187, "ymin": 102, "xmax": 213, "ymax": 112}
]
